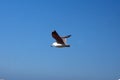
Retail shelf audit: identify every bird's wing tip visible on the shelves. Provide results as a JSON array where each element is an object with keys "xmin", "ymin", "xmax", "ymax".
[{"xmin": 52, "ymin": 30, "xmax": 56, "ymax": 32}]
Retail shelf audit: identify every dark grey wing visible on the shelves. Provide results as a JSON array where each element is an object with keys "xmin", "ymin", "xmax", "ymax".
[{"xmin": 52, "ymin": 30, "xmax": 65, "ymax": 44}]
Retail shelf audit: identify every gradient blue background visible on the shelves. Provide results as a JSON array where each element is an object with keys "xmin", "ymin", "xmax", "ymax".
[{"xmin": 0, "ymin": 0, "xmax": 120, "ymax": 80}]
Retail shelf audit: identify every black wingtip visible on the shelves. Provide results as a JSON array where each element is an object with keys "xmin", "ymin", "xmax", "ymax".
[
  {"xmin": 63, "ymin": 35, "xmax": 71, "ymax": 38},
  {"xmin": 52, "ymin": 30, "xmax": 56, "ymax": 32},
  {"xmin": 68, "ymin": 35, "xmax": 71, "ymax": 37}
]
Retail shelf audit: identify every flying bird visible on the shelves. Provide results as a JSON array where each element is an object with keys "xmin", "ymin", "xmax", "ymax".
[{"xmin": 51, "ymin": 30, "xmax": 71, "ymax": 48}]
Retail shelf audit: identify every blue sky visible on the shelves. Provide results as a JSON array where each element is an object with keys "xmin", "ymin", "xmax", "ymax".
[{"xmin": 0, "ymin": 0, "xmax": 120, "ymax": 80}]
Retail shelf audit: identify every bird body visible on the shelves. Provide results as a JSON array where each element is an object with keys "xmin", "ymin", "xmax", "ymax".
[{"xmin": 52, "ymin": 42, "xmax": 64, "ymax": 48}]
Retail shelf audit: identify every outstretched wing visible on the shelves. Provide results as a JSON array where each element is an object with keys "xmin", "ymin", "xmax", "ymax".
[{"xmin": 52, "ymin": 30, "xmax": 65, "ymax": 44}]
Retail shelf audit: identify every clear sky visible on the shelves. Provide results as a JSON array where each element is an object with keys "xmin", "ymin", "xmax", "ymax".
[{"xmin": 0, "ymin": 0, "xmax": 120, "ymax": 80}]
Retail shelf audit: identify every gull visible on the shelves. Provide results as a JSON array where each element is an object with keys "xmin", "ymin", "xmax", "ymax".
[{"xmin": 51, "ymin": 30, "xmax": 71, "ymax": 48}]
